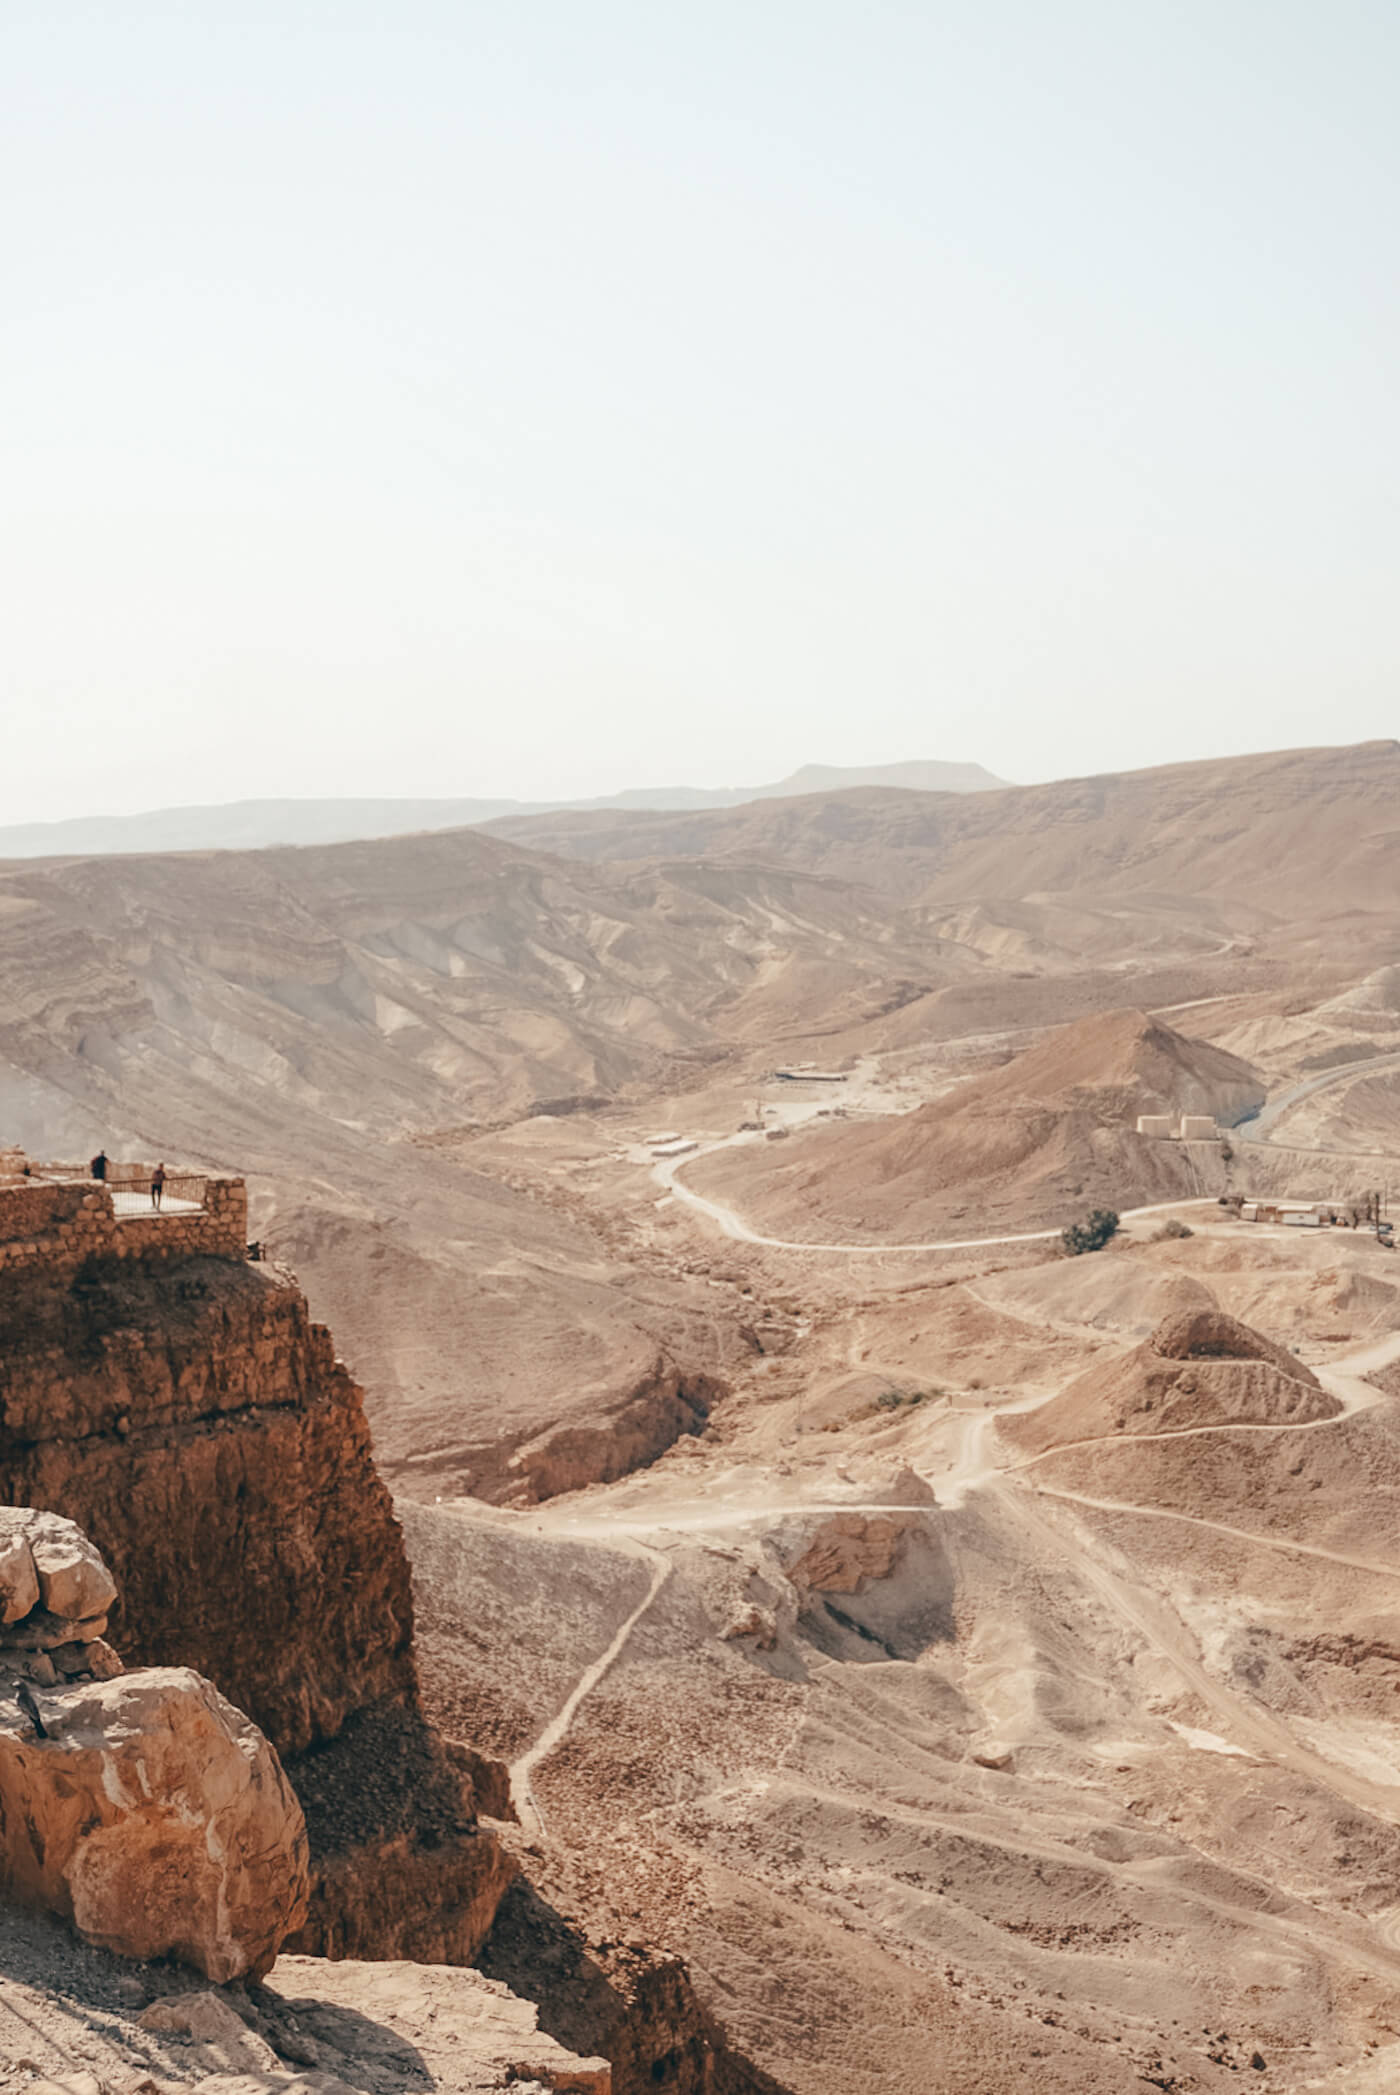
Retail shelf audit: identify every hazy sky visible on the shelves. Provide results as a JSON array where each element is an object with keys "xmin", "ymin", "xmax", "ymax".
[{"xmin": 4, "ymin": 2, "xmax": 1397, "ymax": 823}]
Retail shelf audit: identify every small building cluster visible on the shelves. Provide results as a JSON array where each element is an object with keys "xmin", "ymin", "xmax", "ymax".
[
  {"xmin": 1236, "ymin": 1198, "xmax": 1393, "ymax": 1237},
  {"xmin": 648, "ymin": 1131, "xmax": 699, "ymax": 1158},
  {"xmin": 1135, "ymin": 1113, "xmax": 1220, "ymax": 1140}
]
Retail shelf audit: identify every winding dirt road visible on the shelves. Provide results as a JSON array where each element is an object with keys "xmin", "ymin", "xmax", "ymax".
[
  {"xmin": 518, "ymin": 1131, "xmax": 1400, "ymax": 1847},
  {"xmin": 1234, "ymin": 1048, "xmax": 1400, "ymax": 1154},
  {"xmin": 653, "ymin": 1130, "xmax": 1220, "ymax": 1253}
]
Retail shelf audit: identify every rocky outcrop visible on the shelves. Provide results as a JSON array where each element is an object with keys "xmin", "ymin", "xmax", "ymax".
[
  {"xmin": 0, "ymin": 1255, "xmax": 415, "ymax": 1757},
  {"xmin": 263, "ymin": 1957, "xmax": 613, "ymax": 2091},
  {"xmin": 502, "ymin": 1360, "xmax": 724, "ymax": 1505},
  {"xmin": 0, "ymin": 1895, "xmax": 621, "ymax": 2094},
  {"xmin": 1151, "ymin": 1306, "xmax": 1322, "ymax": 1378},
  {"xmin": 1, "ymin": 1654, "xmax": 308, "ymax": 1980},
  {"xmin": 480, "ymin": 1873, "xmax": 788, "ymax": 2095},
  {"xmin": 285, "ymin": 1702, "xmax": 515, "ymax": 1965},
  {"xmin": 0, "ymin": 1511, "xmax": 308, "ymax": 1982},
  {"xmin": 787, "ymin": 1511, "xmax": 920, "ymax": 1595},
  {"xmin": 0, "ymin": 1506, "xmax": 122, "ymax": 1684},
  {"xmin": 0, "ymin": 1238, "xmax": 513, "ymax": 1967},
  {"xmin": 0, "ymin": 1204, "xmax": 776, "ymax": 2093},
  {"xmin": 1007, "ymin": 1306, "xmax": 1339, "ymax": 1453}
]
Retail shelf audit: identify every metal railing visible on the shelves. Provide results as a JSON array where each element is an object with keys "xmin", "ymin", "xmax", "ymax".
[
  {"xmin": 27, "ymin": 1162, "xmax": 209, "ymax": 1217},
  {"xmin": 104, "ymin": 1165, "xmax": 208, "ymax": 1216}
]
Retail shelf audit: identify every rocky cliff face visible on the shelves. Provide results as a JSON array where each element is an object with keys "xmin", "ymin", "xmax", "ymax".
[
  {"xmin": 0, "ymin": 1217, "xmax": 510, "ymax": 1964},
  {"xmin": 479, "ymin": 1868, "xmax": 789, "ymax": 2095},
  {"xmin": 0, "ymin": 1192, "xmax": 778, "ymax": 2091},
  {"xmin": 0, "ymin": 1249, "xmax": 414, "ymax": 1756}
]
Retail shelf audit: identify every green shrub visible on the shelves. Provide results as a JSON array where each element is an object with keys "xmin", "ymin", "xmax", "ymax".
[
  {"xmin": 1153, "ymin": 1216, "xmax": 1194, "ymax": 1241},
  {"xmin": 867, "ymin": 1387, "xmax": 938, "ymax": 1419},
  {"xmin": 1061, "ymin": 1207, "xmax": 1120, "ymax": 1256}
]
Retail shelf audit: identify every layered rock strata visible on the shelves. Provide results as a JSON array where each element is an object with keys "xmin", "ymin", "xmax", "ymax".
[
  {"xmin": 0, "ymin": 1250, "xmax": 415, "ymax": 1753},
  {"xmin": 480, "ymin": 1867, "xmax": 790, "ymax": 2095},
  {"xmin": 1006, "ymin": 1304, "xmax": 1339, "ymax": 1455},
  {"xmin": 503, "ymin": 1360, "xmax": 724, "ymax": 1504},
  {"xmin": 0, "ymin": 1181, "xmax": 777, "ymax": 2089},
  {"xmin": 0, "ymin": 1220, "xmax": 512, "ymax": 1964}
]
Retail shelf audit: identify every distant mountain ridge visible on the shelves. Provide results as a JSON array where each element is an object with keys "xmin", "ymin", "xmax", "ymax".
[
  {"xmin": 488, "ymin": 738, "xmax": 1400, "ymax": 911},
  {"xmin": 0, "ymin": 759, "xmax": 1007, "ymax": 861}
]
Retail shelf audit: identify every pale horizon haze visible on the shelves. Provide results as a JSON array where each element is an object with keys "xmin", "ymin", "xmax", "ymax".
[{"xmin": 3, "ymin": 1, "xmax": 1398, "ymax": 826}]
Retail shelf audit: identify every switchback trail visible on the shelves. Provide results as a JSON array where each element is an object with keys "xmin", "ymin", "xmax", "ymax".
[{"xmin": 998, "ymin": 1478, "xmax": 1400, "ymax": 1826}]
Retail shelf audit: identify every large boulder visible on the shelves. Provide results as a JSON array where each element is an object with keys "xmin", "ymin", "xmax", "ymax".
[
  {"xmin": 0, "ymin": 1664, "xmax": 310, "ymax": 1981},
  {"xmin": 0, "ymin": 1522, "xmax": 40, "ymax": 1624},
  {"xmin": 0, "ymin": 1506, "xmax": 116, "ymax": 1629},
  {"xmin": 0, "ymin": 1507, "xmax": 119, "ymax": 1675}
]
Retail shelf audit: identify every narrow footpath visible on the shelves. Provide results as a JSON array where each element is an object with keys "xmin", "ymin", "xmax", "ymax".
[{"xmin": 510, "ymin": 1540, "xmax": 671, "ymax": 1837}]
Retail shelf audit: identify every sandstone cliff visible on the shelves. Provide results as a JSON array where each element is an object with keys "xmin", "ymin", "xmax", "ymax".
[
  {"xmin": 0, "ymin": 1177, "xmax": 779, "ymax": 2092},
  {"xmin": 0, "ymin": 1192, "xmax": 510, "ymax": 1964},
  {"xmin": 0, "ymin": 1252, "xmax": 413, "ymax": 1753}
]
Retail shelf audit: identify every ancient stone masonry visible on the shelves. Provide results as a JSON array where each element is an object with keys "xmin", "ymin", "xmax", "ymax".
[{"xmin": 0, "ymin": 1173, "xmax": 248, "ymax": 1274}]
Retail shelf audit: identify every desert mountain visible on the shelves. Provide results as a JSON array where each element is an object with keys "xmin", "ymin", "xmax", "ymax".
[
  {"xmin": 0, "ymin": 822, "xmax": 937, "ymax": 1148},
  {"xmin": 0, "ymin": 822, "xmax": 950, "ymax": 1498},
  {"xmin": 490, "ymin": 738, "xmax": 1400, "ymax": 971},
  {"xmin": 6, "ymin": 736, "xmax": 1400, "ymax": 2091},
  {"xmin": 689, "ymin": 1008, "xmax": 1263, "ymax": 1243},
  {"xmin": 0, "ymin": 758, "xmax": 1006, "ymax": 860},
  {"xmin": 967, "ymin": 1004, "xmax": 1266, "ymax": 1122}
]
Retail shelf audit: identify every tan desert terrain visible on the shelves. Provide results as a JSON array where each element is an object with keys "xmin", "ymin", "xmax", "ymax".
[
  {"xmin": 5, "ymin": 738, "xmax": 1400, "ymax": 2090},
  {"xmin": 685, "ymin": 1007, "xmax": 1266, "ymax": 1243}
]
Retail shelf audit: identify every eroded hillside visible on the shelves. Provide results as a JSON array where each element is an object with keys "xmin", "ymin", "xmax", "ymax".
[
  {"xmin": 5, "ymin": 740, "xmax": 1400, "ymax": 2090},
  {"xmin": 687, "ymin": 1007, "xmax": 1263, "ymax": 1242}
]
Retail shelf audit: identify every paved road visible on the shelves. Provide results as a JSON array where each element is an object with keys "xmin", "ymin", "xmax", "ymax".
[{"xmin": 1234, "ymin": 1050, "xmax": 1400, "ymax": 1150}]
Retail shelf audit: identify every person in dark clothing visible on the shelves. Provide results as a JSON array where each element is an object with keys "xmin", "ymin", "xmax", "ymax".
[
  {"xmin": 151, "ymin": 1161, "xmax": 167, "ymax": 1210},
  {"xmin": 90, "ymin": 1150, "xmax": 108, "ymax": 1181},
  {"xmin": 16, "ymin": 1680, "xmax": 48, "ymax": 1737}
]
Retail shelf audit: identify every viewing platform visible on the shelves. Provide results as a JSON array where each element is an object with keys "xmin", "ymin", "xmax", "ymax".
[{"xmin": 0, "ymin": 1151, "xmax": 248, "ymax": 1276}]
